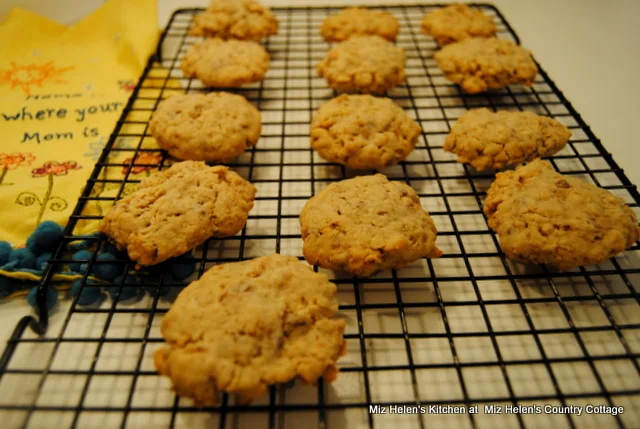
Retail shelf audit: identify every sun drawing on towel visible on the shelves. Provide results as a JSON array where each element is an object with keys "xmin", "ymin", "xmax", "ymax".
[{"xmin": 0, "ymin": 61, "xmax": 74, "ymax": 95}]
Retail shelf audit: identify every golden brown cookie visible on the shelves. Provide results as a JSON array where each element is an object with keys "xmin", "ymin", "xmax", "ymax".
[
  {"xmin": 310, "ymin": 94, "xmax": 421, "ymax": 170},
  {"xmin": 99, "ymin": 161, "xmax": 256, "ymax": 266},
  {"xmin": 321, "ymin": 7, "xmax": 399, "ymax": 42},
  {"xmin": 434, "ymin": 38, "xmax": 538, "ymax": 94},
  {"xmin": 317, "ymin": 35, "xmax": 406, "ymax": 94},
  {"xmin": 154, "ymin": 254, "xmax": 346, "ymax": 406},
  {"xmin": 484, "ymin": 159, "xmax": 640, "ymax": 270},
  {"xmin": 300, "ymin": 174, "xmax": 442, "ymax": 277},
  {"xmin": 421, "ymin": 4, "xmax": 496, "ymax": 45},
  {"xmin": 444, "ymin": 108, "xmax": 571, "ymax": 171},
  {"xmin": 181, "ymin": 38, "xmax": 269, "ymax": 87},
  {"xmin": 149, "ymin": 93, "xmax": 261, "ymax": 162},
  {"xmin": 189, "ymin": 0, "xmax": 278, "ymax": 41}
]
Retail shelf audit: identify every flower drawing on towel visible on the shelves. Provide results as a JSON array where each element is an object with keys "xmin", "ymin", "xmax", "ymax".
[
  {"xmin": 16, "ymin": 160, "xmax": 83, "ymax": 225},
  {"xmin": 31, "ymin": 161, "xmax": 81, "ymax": 177},
  {"xmin": 118, "ymin": 80, "xmax": 136, "ymax": 92},
  {"xmin": 0, "ymin": 152, "xmax": 36, "ymax": 186},
  {"xmin": 122, "ymin": 152, "xmax": 163, "ymax": 176},
  {"xmin": 84, "ymin": 137, "xmax": 107, "ymax": 161},
  {"xmin": 114, "ymin": 137, "xmax": 135, "ymax": 150},
  {"xmin": 0, "ymin": 61, "xmax": 74, "ymax": 95}
]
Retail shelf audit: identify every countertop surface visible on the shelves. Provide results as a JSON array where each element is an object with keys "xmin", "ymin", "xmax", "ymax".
[{"xmin": 0, "ymin": 0, "xmax": 639, "ymax": 355}]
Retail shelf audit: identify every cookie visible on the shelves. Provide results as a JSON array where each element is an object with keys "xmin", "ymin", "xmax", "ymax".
[
  {"xmin": 444, "ymin": 108, "xmax": 571, "ymax": 170},
  {"xmin": 181, "ymin": 38, "xmax": 269, "ymax": 87},
  {"xmin": 484, "ymin": 159, "xmax": 640, "ymax": 270},
  {"xmin": 154, "ymin": 254, "xmax": 346, "ymax": 406},
  {"xmin": 317, "ymin": 35, "xmax": 406, "ymax": 94},
  {"xmin": 310, "ymin": 94, "xmax": 421, "ymax": 170},
  {"xmin": 189, "ymin": 0, "xmax": 278, "ymax": 41},
  {"xmin": 421, "ymin": 4, "xmax": 496, "ymax": 45},
  {"xmin": 149, "ymin": 93, "xmax": 261, "ymax": 162},
  {"xmin": 434, "ymin": 38, "xmax": 538, "ymax": 94},
  {"xmin": 300, "ymin": 174, "xmax": 442, "ymax": 277},
  {"xmin": 321, "ymin": 7, "xmax": 399, "ymax": 42},
  {"xmin": 99, "ymin": 161, "xmax": 256, "ymax": 266}
]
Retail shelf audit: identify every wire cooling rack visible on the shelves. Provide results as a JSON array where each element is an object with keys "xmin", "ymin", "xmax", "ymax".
[{"xmin": 1, "ymin": 3, "xmax": 639, "ymax": 429}]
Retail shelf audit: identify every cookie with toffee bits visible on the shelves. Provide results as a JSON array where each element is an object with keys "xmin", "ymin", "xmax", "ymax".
[
  {"xmin": 181, "ymin": 38, "xmax": 269, "ymax": 87},
  {"xmin": 321, "ymin": 7, "xmax": 399, "ymax": 42},
  {"xmin": 300, "ymin": 174, "xmax": 442, "ymax": 277},
  {"xmin": 444, "ymin": 108, "xmax": 571, "ymax": 170},
  {"xmin": 311, "ymin": 94, "xmax": 421, "ymax": 170},
  {"xmin": 317, "ymin": 35, "xmax": 406, "ymax": 94},
  {"xmin": 99, "ymin": 161, "xmax": 256, "ymax": 266},
  {"xmin": 149, "ymin": 92, "xmax": 261, "ymax": 162},
  {"xmin": 434, "ymin": 38, "xmax": 537, "ymax": 94},
  {"xmin": 421, "ymin": 4, "xmax": 496, "ymax": 45},
  {"xmin": 154, "ymin": 254, "xmax": 346, "ymax": 406},
  {"xmin": 484, "ymin": 159, "xmax": 640, "ymax": 270},
  {"xmin": 189, "ymin": 0, "xmax": 278, "ymax": 41}
]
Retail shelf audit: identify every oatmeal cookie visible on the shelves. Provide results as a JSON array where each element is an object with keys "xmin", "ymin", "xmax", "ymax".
[
  {"xmin": 317, "ymin": 35, "xmax": 406, "ymax": 94},
  {"xmin": 99, "ymin": 161, "xmax": 256, "ymax": 266},
  {"xmin": 154, "ymin": 254, "xmax": 346, "ymax": 406},
  {"xmin": 181, "ymin": 38, "xmax": 269, "ymax": 87},
  {"xmin": 300, "ymin": 174, "xmax": 442, "ymax": 277},
  {"xmin": 189, "ymin": 0, "xmax": 278, "ymax": 41},
  {"xmin": 434, "ymin": 38, "xmax": 538, "ymax": 93},
  {"xmin": 149, "ymin": 93, "xmax": 261, "ymax": 162},
  {"xmin": 444, "ymin": 108, "xmax": 571, "ymax": 170},
  {"xmin": 484, "ymin": 159, "xmax": 640, "ymax": 270},
  {"xmin": 310, "ymin": 94, "xmax": 421, "ymax": 170},
  {"xmin": 321, "ymin": 7, "xmax": 399, "ymax": 42},
  {"xmin": 421, "ymin": 4, "xmax": 496, "ymax": 45}
]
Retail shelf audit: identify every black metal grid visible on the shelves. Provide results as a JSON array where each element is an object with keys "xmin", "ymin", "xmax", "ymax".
[{"xmin": 1, "ymin": 4, "xmax": 639, "ymax": 429}]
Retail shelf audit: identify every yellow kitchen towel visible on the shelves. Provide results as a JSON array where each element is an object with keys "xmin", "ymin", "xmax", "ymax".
[{"xmin": 0, "ymin": 0, "xmax": 159, "ymax": 247}]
